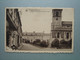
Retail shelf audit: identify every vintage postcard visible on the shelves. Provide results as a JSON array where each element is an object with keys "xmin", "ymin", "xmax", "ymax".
[{"xmin": 5, "ymin": 7, "xmax": 74, "ymax": 53}]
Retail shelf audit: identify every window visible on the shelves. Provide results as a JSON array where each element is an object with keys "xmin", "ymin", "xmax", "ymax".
[
  {"xmin": 61, "ymin": 32, "xmax": 64, "ymax": 38},
  {"xmin": 67, "ymin": 26, "xmax": 70, "ymax": 27},
  {"xmin": 57, "ymin": 32, "xmax": 60, "ymax": 38},
  {"xmin": 66, "ymin": 33, "xmax": 69, "ymax": 39},
  {"xmin": 56, "ymin": 12, "xmax": 59, "ymax": 17}
]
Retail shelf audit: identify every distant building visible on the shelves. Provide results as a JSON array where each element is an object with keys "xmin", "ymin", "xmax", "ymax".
[
  {"xmin": 22, "ymin": 32, "xmax": 51, "ymax": 42},
  {"xmin": 51, "ymin": 9, "xmax": 72, "ymax": 41},
  {"xmin": 6, "ymin": 9, "xmax": 22, "ymax": 48}
]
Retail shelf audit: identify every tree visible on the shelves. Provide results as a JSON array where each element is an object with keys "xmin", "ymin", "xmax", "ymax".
[
  {"xmin": 51, "ymin": 39, "xmax": 59, "ymax": 48},
  {"xmin": 40, "ymin": 40, "xmax": 49, "ymax": 47}
]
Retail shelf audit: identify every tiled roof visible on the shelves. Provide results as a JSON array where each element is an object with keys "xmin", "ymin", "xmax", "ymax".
[
  {"xmin": 53, "ymin": 27, "xmax": 72, "ymax": 31},
  {"xmin": 62, "ymin": 21, "xmax": 72, "ymax": 25}
]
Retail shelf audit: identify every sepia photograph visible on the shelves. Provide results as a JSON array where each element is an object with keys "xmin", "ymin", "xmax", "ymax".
[{"xmin": 5, "ymin": 7, "xmax": 74, "ymax": 53}]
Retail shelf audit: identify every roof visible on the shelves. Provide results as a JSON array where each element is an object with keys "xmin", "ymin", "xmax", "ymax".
[
  {"xmin": 52, "ymin": 9, "xmax": 63, "ymax": 11},
  {"xmin": 23, "ymin": 32, "xmax": 51, "ymax": 36},
  {"xmin": 62, "ymin": 21, "xmax": 72, "ymax": 26},
  {"xmin": 53, "ymin": 27, "xmax": 72, "ymax": 31}
]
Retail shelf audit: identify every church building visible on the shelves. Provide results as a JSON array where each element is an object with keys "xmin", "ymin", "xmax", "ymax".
[{"xmin": 51, "ymin": 9, "xmax": 72, "ymax": 41}]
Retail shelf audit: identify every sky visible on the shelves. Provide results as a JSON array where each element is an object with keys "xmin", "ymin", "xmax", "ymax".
[{"xmin": 18, "ymin": 8, "xmax": 74, "ymax": 33}]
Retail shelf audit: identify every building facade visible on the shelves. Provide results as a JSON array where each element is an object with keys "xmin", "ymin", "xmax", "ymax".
[
  {"xmin": 51, "ymin": 9, "xmax": 72, "ymax": 41},
  {"xmin": 6, "ymin": 8, "xmax": 22, "ymax": 49}
]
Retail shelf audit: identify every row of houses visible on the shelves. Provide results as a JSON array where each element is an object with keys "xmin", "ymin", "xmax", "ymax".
[
  {"xmin": 6, "ymin": 8, "xmax": 22, "ymax": 49},
  {"xmin": 22, "ymin": 32, "xmax": 51, "ymax": 43}
]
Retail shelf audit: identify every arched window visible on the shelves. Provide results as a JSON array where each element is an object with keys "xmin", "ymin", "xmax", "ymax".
[
  {"xmin": 56, "ymin": 12, "xmax": 59, "ymax": 17},
  {"xmin": 57, "ymin": 32, "xmax": 60, "ymax": 38},
  {"xmin": 66, "ymin": 33, "xmax": 69, "ymax": 39},
  {"xmin": 61, "ymin": 32, "xmax": 64, "ymax": 38}
]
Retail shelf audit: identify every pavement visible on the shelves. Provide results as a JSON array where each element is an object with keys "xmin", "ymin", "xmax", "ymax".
[
  {"xmin": 18, "ymin": 43, "xmax": 41, "ymax": 50},
  {"xmin": 18, "ymin": 43, "xmax": 72, "ymax": 51},
  {"xmin": 6, "ymin": 46, "xmax": 12, "ymax": 50},
  {"xmin": 6, "ymin": 43, "xmax": 71, "ymax": 52}
]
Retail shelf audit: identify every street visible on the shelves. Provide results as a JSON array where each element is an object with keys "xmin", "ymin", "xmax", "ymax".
[
  {"xmin": 18, "ymin": 43, "xmax": 71, "ymax": 51},
  {"xmin": 18, "ymin": 43, "xmax": 41, "ymax": 50}
]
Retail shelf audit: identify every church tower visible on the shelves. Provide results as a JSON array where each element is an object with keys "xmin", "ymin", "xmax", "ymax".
[
  {"xmin": 51, "ymin": 9, "xmax": 63, "ymax": 29},
  {"xmin": 51, "ymin": 9, "xmax": 63, "ymax": 38}
]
